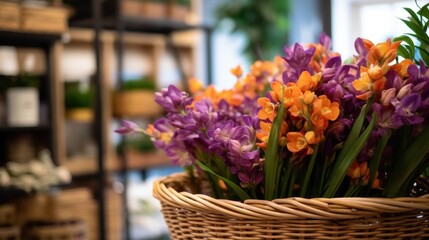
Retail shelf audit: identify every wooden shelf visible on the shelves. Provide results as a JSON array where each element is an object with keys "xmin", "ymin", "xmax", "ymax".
[
  {"xmin": 64, "ymin": 150, "xmax": 172, "ymax": 176},
  {"xmin": 70, "ymin": 16, "xmax": 210, "ymax": 35},
  {"xmin": 0, "ymin": 125, "xmax": 51, "ymax": 133},
  {"xmin": 0, "ymin": 29, "xmax": 62, "ymax": 47}
]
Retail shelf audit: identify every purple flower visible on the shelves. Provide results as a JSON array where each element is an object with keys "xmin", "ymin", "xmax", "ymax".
[
  {"xmin": 372, "ymin": 103, "xmax": 402, "ymax": 130},
  {"xmin": 115, "ymin": 120, "xmax": 142, "ymax": 134},
  {"xmin": 165, "ymin": 142, "xmax": 194, "ymax": 167},
  {"xmin": 282, "ymin": 43, "xmax": 316, "ymax": 83},
  {"xmin": 354, "ymin": 38, "xmax": 368, "ymax": 67},
  {"xmin": 322, "ymin": 56, "xmax": 342, "ymax": 82},
  {"xmin": 319, "ymin": 32, "xmax": 332, "ymax": 50},
  {"xmin": 393, "ymin": 93, "xmax": 424, "ymax": 125},
  {"xmin": 155, "ymin": 85, "xmax": 193, "ymax": 113},
  {"xmin": 326, "ymin": 118, "xmax": 353, "ymax": 141}
]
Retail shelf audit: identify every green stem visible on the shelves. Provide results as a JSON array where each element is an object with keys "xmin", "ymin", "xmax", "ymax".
[
  {"xmin": 279, "ymin": 163, "xmax": 293, "ymax": 198},
  {"xmin": 287, "ymin": 170, "xmax": 297, "ymax": 198},
  {"xmin": 300, "ymin": 145, "xmax": 319, "ymax": 197}
]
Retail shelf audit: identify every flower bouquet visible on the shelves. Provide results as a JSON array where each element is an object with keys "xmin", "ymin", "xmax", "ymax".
[{"xmin": 116, "ymin": 4, "xmax": 429, "ymax": 239}]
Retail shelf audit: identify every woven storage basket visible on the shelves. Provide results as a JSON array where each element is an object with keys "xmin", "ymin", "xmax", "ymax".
[{"xmin": 153, "ymin": 173, "xmax": 429, "ymax": 240}]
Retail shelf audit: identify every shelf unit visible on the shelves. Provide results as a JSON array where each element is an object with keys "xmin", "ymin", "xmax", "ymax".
[
  {"xmin": 0, "ymin": 29, "xmax": 63, "ymax": 166},
  {"xmin": 62, "ymin": 0, "xmax": 213, "ymax": 239}
]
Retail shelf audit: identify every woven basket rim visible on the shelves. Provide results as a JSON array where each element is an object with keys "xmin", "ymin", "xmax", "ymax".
[{"xmin": 153, "ymin": 172, "xmax": 429, "ymax": 220}]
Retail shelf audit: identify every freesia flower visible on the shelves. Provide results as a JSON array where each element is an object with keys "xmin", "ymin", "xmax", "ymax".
[
  {"xmin": 116, "ymin": 30, "xmax": 429, "ymax": 201},
  {"xmin": 115, "ymin": 120, "xmax": 143, "ymax": 134}
]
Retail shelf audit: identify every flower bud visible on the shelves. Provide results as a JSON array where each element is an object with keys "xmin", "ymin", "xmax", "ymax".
[
  {"xmin": 380, "ymin": 88, "xmax": 396, "ymax": 106},
  {"xmin": 368, "ymin": 65, "xmax": 383, "ymax": 80},
  {"xmin": 397, "ymin": 83, "xmax": 412, "ymax": 100}
]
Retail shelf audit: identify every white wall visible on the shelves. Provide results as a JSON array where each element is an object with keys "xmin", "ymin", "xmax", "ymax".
[{"xmin": 332, "ymin": 0, "xmax": 424, "ymax": 58}]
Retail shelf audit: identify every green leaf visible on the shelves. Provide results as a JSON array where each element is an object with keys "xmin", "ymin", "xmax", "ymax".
[
  {"xmin": 386, "ymin": 125, "xmax": 429, "ymax": 197},
  {"xmin": 416, "ymin": 45, "xmax": 429, "ymax": 66},
  {"xmin": 365, "ymin": 131, "xmax": 391, "ymax": 194},
  {"xmin": 407, "ymin": 33, "xmax": 429, "ymax": 46},
  {"xmin": 394, "ymin": 35, "xmax": 415, "ymax": 57},
  {"xmin": 336, "ymin": 104, "xmax": 368, "ymax": 163},
  {"xmin": 417, "ymin": 3, "xmax": 429, "ymax": 20},
  {"xmin": 264, "ymin": 88, "xmax": 285, "ymax": 200},
  {"xmin": 401, "ymin": 19, "xmax": 429, "ymax": 42},
  {"xmin": 323, "ymin": 112, "xmax": 377, "ymax": 198},
  {"xmin": 397, "ymin": 45, "xmax": 412, "ymax": 60},
  {"xmin": 197, "ymin": 160, "xmax": 251, "ymax": 201},
  {"xmin": 404, "ymin": 7, "xmax": 423, "ymax": 27}
]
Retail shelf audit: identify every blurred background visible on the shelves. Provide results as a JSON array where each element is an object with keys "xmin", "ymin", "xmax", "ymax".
[{"xmin": 0, "ymin": 0, "xmax": 423, "ymax": 239}]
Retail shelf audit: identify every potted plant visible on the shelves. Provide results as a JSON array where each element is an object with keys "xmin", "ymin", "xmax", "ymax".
[
  {"xmin": 168, "ymin": 0, "xmax": 191, "ymax": 22},
  {"xmin": 121, "ymin": 0, "xmax": 144, "ymax": 17},
  {"xmin": 64, "ymin": 81, "xmax": 93, "ymax": 122},
  {"xmin": 115, "ymin": 3, "xmax": 429, "ymax": 238},
  {"xmin": 113, "ymin": 77, "xmax": 162, "ymax": 118},
  {"xmin": 215, "ymin": 0, "xmax": 290, "ymax": 62},
  {"xmin": 2, "ymin": 74, "xmax": 40, "ymax": 127},
  {"xmin": 141, "ymin": 0, "xmax": 168, "ymax": 19}
]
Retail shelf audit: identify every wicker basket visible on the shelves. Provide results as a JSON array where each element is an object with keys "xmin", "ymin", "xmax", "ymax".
[
  {"xmin": 23, "ymin": 220, "xmax": 86, "ymax": 240},
  {"xmin": 153, "ymin": 173, "xmax": 429, "ymax": 240},
  {"xmin": 0, "ymin": 226, "xmax": 20, "ymax": 240},
  {"xmin": 113, "ymin": 90, "xmax": 162, "ymax": 118},
  {"xmin": 0, "ymin": 1, "xmax": 20, "ymax": 30}
]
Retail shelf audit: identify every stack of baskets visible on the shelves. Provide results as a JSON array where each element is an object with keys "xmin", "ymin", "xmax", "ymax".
[
  {"xmin": 23, "ymin": 220, "xmax": 86, "ymax": 240},
  {"xmin": 153, "ymin": 173, "xmax": 429, "ymax": 240},
  {"xmin": 0, "ymin": 1, "xmax": 68, "ymax": 33},
  {"xmin": 0, "ymin": 204, "xmax": 20, "ymax": 240}
]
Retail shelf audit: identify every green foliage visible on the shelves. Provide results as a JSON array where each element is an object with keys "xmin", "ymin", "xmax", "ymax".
[
  {"xmin": 117, "ymin": 134, "xmax": 156, "ymax": 152},
  {"xmin": 122, "ymin": 77, "xmax": 157, "ymax": 91},
  {"xmin": 0, "ymin": 74, "xmax": 40, "ymax": 90},
  {"xmin": 145, "ymin": 0, "xmax": 168, "ymax": 4},
  {"xmin": 264, "ymin": 86, "xmax": 284, "ymax": 200},
  {"xmin": 394, "ymin": 2, "xmax": 429, "ymax": 66},
  {"xmin": 64, "ymin": 82, "xmax": 92, "ymax": 109},
  {"xmin": 215, "ymin": 0, "xmax": 290, "ymax": 62},
  {"xmin": 175, "ymin": 0, "xmax": 190, "ymax": 7}
]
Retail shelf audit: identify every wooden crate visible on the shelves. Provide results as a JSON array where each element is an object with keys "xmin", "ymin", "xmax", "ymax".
[
  {"xmin": 14, "ymin": 188, "xmax": 98, "ymax": 239},
  {"xmin": 14, "ymin": 188, "xmax": 122, "ymax": 240},
  {"xmin": 23, "ymin": 220, "xmax": 86, "ymax": 240},
  {"xmin": 21, "ymin": 5, "xmax": 68, "ymax": 33},
  {"xmin": 0, "ymin": 226, "xmax": 20, "ymax": 240},
  {"xmin": 0, "ymin": 204, "xmax": 15, "ymax": 226},
  {"xmin": 0, "ymin": 1, "xmax": 20, "ymax": 30}
]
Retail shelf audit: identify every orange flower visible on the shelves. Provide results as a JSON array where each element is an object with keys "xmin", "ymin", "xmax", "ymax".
[
  {"xmin": 219, "ymin": 90, "xmax": 243, "ymax": 106},
  {"xmin": 352, "ymin": 67, "xmax": 386, "ymax": 100},
  {"xmin": 269, "ymin": 81, "xmax": 284, "ymax": 103},
  {"xmin": 256, "ymin": 121, "xmax": 271, "ymax": 149},
  {"xmin": 286, "ymin": 131, "xmax": 316, "ymax": 155},
  {"xmin": 347, "ymin": 161, "xmax": 379, "ymax": 188},
  {"xmin": 347, "ymin": 161, "xmax": 366, "ymax": 179},
  {"xmin": 188, "ymin": 78, "xmax": 204, "ymax": 94},
  {"xmin": 146, "ymin": 124, "xmax": 172, "ymax": 145},
  {"xmin": 352, "ymin": 71, "xmax": 372, "ymax": 93},
  {"xmin": 288, "ymin": 100, "xmax": 304, "ymax": 118},
  {"xmin": 312, "ymin": 95, "xmax": 340, "ymax": 121},
  {"xmin": 367, "ymin": 39, "xmax": 401, "ymax": 65},
  {"xmin": 296, "ymin": 71, "xmax": 320, "ymax": 92},
  {"xmin": 256, "ymin": 121, "xmax": 288, "ymax": 149},
  {"xmin": 257, "ymin": 97, "xmax": 276, "ymax": 121},
  {"xmin": 391, "ymin": 59, "xmax": 414, "ymax": 78},
  {"xmin": 367, "ymin": 66, "xmax": 384, "ymax": 80},
  {"xmin": 284, "ymin": 84, "xmax": 303, "ymax": 108},
  {"xmin": 230, "ymin": 65, "xmax": 243, "ymax": 78}
]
